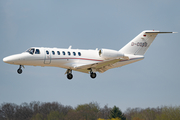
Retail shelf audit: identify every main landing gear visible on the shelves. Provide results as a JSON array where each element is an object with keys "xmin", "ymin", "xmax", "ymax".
[
  {"xmin": 17, "ymin": 65, "xmax": 24, "ymax": 74},
  {"xmin": 67, "ymin": 73, "xmax": 73, "ymax": 80},
  {"xmin": 90, "ymin": 68, "xmax": 97, "ymax": 79},
  {"xmin": 90, "ymin": 72, "xmax": 97, "ymax": 79},
  {"xmin": 66, "ymin": 69, "xmax": 73, "ymax": 80},
  {"xmin": 65, "ymin": 68, "xmax": 97, "ymax": 80}
]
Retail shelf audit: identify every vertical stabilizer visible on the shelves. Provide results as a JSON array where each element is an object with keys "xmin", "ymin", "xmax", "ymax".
[{"xmin": 119, "ymin": 30, "xmax": 173, "ymax": 55}]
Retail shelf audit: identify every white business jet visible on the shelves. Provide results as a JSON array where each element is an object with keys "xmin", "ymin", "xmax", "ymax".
[{"xmin": 3, "ymin": 30, "xmax": 175, "ymax": 80}]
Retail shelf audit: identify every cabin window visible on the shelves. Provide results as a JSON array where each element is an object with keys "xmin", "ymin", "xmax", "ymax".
[
  {"xmin": 78, "ymin": 52, "xmax": 81, "ymax": 56},
  {"xmin": 63, "ymin": 51, "xmax": 65, "ymax": 55},
  {"xmin": 35, "ymin": 49, "xmax": 40, "ymax": 54},
  {"xmin": 46, "ymin": 51, "xmax": 49, "ymax": 55},
  {"xmin": 52, "ymin": 51, "xmax": 55, "ymax": 55},
  {"xmin": 57, "ymin": 51, "xmax": 60, "ymax": 55},
  {"xmin": 68, "ymin": 51, "xmax": 71, "ymax": 56},
  {"xmin": 73, "ymin": 52, "xmax": 76, "ymax": 56}
]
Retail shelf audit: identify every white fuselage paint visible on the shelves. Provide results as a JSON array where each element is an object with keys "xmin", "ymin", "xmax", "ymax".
[
  {"xmin": 4, "ymin": 47, "xmax": 102, "ymax": 68},
  {"xmin": 3, "ymin": 47, "xmax": 143, "ymax": 71}
]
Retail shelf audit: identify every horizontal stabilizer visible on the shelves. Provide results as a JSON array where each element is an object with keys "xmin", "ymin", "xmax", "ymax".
[{"xmin": 145, "ymin": 31, "xmax": 177, "ymax": 34}]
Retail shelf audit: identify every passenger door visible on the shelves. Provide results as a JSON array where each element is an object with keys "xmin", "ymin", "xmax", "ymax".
[{"xmin": 44, "ymin": 50, "xmax": 51, "ymax": 64}]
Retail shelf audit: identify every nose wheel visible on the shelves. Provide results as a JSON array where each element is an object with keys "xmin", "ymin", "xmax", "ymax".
[
  {"xmin": 17, "ymin": 65, "xmax": 24, "ymax": 74},
  {"xmin": 17, "ymin": 68, "xmax": 22, "ymax": 74}
]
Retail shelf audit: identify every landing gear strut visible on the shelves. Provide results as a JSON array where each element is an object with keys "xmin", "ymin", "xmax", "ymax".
[
  {"xmin": 66, "ymin": 69, "xmax": 73, "ymax": 80},
  {"xmin": 17, "ymin": 65, "xmax": 23, "ymax": 74},
  {"xmin": 90, "ymin": 69, "xmax": 97, "ymax": 79}
]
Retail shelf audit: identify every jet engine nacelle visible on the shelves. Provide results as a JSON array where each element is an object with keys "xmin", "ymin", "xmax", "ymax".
[{"xmin": 99, "ymin": 49, "xmax": 124, "ymax": 60}]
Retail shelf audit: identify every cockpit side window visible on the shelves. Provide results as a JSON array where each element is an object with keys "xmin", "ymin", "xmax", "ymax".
[
  {"xmin": 35, "ymin": 49, "xmax": 40, "ymax": 54},
  {"xmin": 30, "ymin": 49, "xmax": 35, "ymax": 54},
  {"xmin": 26, "ymin": 48, "xmax": 35, "ymax": 55}
]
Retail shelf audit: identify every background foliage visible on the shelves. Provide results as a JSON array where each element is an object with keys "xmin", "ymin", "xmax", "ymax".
[{"xmin": 0, "ymin": 101, "xmax": 180, "ymax": 120}]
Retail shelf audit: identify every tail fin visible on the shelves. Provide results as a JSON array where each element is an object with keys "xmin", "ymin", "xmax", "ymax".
[{"xmin": 119, "ymin": 30, "xmax": 174, "ymax": 55}]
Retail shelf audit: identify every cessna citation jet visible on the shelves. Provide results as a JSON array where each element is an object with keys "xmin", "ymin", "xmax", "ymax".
[{"xmin": 3, "ymin": 30, "xmax": 175, "ymax": 80}]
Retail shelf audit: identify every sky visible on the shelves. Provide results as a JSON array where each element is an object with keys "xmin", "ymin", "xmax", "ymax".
[{"xmin": 0, "ymin": 0, "xmax": 180, "ymax": 112}]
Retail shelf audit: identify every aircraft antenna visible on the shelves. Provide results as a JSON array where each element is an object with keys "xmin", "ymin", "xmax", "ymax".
[{"xmin": 68, "ymin": 46, "xmax": 72, "ymax": 49}]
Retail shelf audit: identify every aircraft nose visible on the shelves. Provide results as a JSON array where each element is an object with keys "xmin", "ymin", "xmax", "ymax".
[
  {"xmin": 3, "ymin": 57, "xmax": 7, "ymax": 63},
  {"xmin": 3, "ymin": 56, "xmax": 13, "ymax": 63},
  {"xmin": 3, "ymin": 54, "xmax": 21, "ymax": 64}
]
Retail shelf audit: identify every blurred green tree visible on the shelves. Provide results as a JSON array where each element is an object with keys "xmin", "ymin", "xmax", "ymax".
[
  {"xmin": 109, "ymin": 106, "xmax": 126, "ymax": 120},
  {"xmin": 47, "ymin": 111, "xmax": 64, "ymax": 120}
]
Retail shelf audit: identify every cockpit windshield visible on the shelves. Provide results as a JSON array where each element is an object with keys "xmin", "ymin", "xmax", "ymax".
[{"xmin": 26, "ymin": 48, "xmax": 35, "ymax": 55}]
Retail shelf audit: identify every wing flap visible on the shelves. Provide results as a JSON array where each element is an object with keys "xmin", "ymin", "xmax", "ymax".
[{"xmin": 74, "ymin": 56, "xmax": 129, "ymax": 73}]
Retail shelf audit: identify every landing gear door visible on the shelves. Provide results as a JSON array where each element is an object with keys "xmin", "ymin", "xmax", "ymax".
[{"xmin": 44, "ymin": 50, "xmax": 51, "ymax": 64}]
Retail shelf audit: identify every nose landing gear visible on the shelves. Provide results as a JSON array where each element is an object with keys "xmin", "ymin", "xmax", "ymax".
[{"xmin": 17, "ymin": 65, "xmax": 24, "ymax": 74}]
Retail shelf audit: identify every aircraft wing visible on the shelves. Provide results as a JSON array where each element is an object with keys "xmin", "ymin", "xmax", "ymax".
[{"xmin": 73, "ymin": 56, "xmax": 129, "ymax": 73}]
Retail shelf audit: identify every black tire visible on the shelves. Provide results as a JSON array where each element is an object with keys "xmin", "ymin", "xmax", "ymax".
[
  {"xmin": 17, "ymin": 69, "xmax": 22, "ymax": 74},
  {"xmin": 90, "ymin": 73, "xmax": 96, "ymax": 79},
  {"xmin": 67, "ymin": 73, "xmax": 73, "ymax": 80}
]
